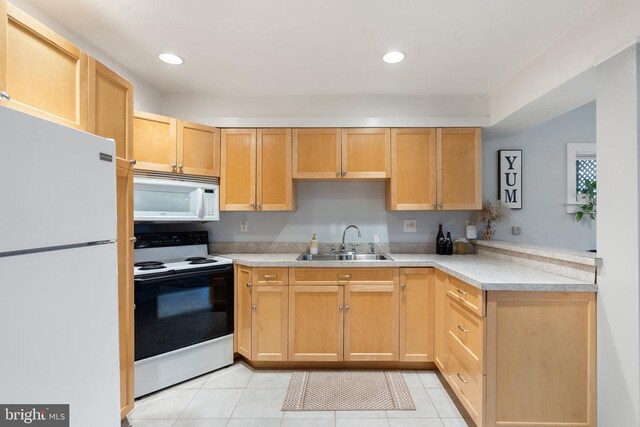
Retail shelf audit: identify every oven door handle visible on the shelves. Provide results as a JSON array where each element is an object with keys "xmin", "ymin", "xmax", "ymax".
[{"xmin": 135, "ymin": 265, "xmax": 233, "ymax": 283}]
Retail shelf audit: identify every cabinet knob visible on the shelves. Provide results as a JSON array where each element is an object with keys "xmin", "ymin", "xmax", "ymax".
[
  {"xmin": 341, "ymin": 171, "xmax": 347, "ymax": 177},
  {"xmin": 401, "ymin": 283, "xmax": 406, "ymax": 290},
  {"xmin": 250, "ymin": 203, "xmax": 255, "ymax": 208},
  {"xmin": 251, "ymin": 305, "xmax": 256, "ymax": 311},
  {"xmin": 438, "ymin": 202, "xmax": 443, "ymax": 209},
  {"xmin": 178, "ymin": 165, "xmax": 184, "ymax": 171},
  {"xmin": 257, "ymin": 203, "xmax": 261, "ymax": 210},
  {"xmin": 432, "ymin": 201, "xmax": 438, "ymax": 209},
  {"xmin": 129, "ymin": 236, "xmax": 137, "ymax": 243},
  {"xmin": 129, "ymin": 159, "xmax": 137, "ymax": 166},
  {"xmin": 345, "ymin": 304, "xmax": 350, "ymax": 312},
  {"xmin": 171, "ymin": 164, "xmax": 177, "ymax": 170},
  {"xmin": 246, "ymin": 283, "xmax": 252, "ymax": 288},
  {"xmin": 0, "ymin": 91, "xmax": 10, "ymax": 101},
  {"xmin": 336, "ymin": 170, "xmax": 341, "ymax": 177},
  {"xmin": 338, "ymin": 304, "xmax": 343, "ymax": 312}
]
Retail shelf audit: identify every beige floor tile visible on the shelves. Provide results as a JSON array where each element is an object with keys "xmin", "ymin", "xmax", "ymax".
[
  {"xmin": 129, "ymin": 388, "xmax": 199, "ymax": 419},
  {"xmin": 180, "ymin": 388, "xmax": 244, "ymax": 419},
  {"xmin": 173, "ymin": 419, "xmax": 230, "ymax": 427},
  {"xmin": 335, "ymin": 410, "xmax": 387, "ymax": 419},
  {"xmin": 426, "ymin": 389, "xmax": 465, "ymax": 418},
  {"xmin": 227, "ymin": 419, "xmax": 282, "ymax": 427},
  {"xmin": 417, "ymin": 372, "xmax": 446, "ymax": 389},
  {"xmin": 125, "ymin": 419, "xmax": 176, "ymax": 427},
  {"xmin": 401, "ymin": 372, "xmax": 424, "ymax": 389},
  {"xmin": 282, "ymin": 419, "xmax": 336, "ymax": 427},
  {"xmin": 246, "ymin": 372, "xmax": 292, "ymax": 388},
  {"xmin": 176, "ymin": 373, "xmax": 213, "ymax": 389},
  {"xmin": 203, "ymin": 363, "xmax": 254, "ymax": 389},
  {"xmin": 389, "ymin": 419, "xmax": 445, "ymax": 426},
  {"xmin": 232, "ymin": 387, "xmax": 287, "ymax": 419},
  {"xmin": 441, "ymin": 418, "xmax": 474, "ymax": 426},
  {"xmin": 387, "ymin": 388, "xmax": 439, "ymax": 419},
  {"xmin": 336, "ymin": 418, "xmax": 390, "ymax": 427},
  {"xmin": 284, "ymin": 411, "xmax": 335, "ymax": 419}
]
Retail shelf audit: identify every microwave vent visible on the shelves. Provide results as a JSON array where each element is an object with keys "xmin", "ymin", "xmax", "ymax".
[{"xmin": 133, "ymin": 170, "xmax": 218, "ymax": 185}]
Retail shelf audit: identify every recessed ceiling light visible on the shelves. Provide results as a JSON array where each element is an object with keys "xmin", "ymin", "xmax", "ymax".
[
  {"xmin": 158, "ymin": 53, "xmax": 184, "ymax": 65},
  {"xmin": 382, "ymin": 51, "xmax": 405, "ymax": 64}
]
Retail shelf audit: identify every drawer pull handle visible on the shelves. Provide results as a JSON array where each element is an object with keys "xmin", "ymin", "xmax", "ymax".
[
  {"xmin": 456, "ymin": 372, "xmax": 468, "ymax": 384},
  {"xmin": 263, "ymin": 274, "xmax": 278, "ymax": 279},
  {"xmin": 337, "ymin": 274, "xmax": 351, "ymax": 280},
  {"xmin": 457, "ymin": 324, "xmax": 469, "ymax": 333},
  {"xmin": 456, "ymin": 288, "xmax": 468, "ymax": 296}
]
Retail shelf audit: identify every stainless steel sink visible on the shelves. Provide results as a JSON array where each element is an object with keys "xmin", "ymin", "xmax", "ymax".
[{"xmin": 296, "ymin": 253, "xmax": 393, "ymax": 261}]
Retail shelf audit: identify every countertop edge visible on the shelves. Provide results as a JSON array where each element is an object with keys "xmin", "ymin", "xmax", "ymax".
[{"xmin": 218, "ymin": 254, "xmax": 597, "ymax": 293}]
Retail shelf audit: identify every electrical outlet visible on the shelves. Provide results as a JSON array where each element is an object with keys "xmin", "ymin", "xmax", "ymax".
[
  {"xmin": 512, "ymin": 226, "xmax": 521, "ymax": 235},
  {"xmin": 403, "ymin": 219, "xmax": 417, "ymax": 233},
  {"xmin": 240, "ymin": 217, "xmax": 248, "ymax": 232},
  {"xmin": 373, "ymin": 234, "xmax": 381, "ymax": 244}
]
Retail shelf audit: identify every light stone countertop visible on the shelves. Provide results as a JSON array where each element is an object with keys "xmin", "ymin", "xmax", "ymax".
[{"xmin": 217, "ymin": 253, "xmax": 597, "ymax": 292}]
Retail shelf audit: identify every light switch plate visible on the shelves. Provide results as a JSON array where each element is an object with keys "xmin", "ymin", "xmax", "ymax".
[
  {"xmin": 512, "ymin": 226, "xmax": 521, "ymax": 235},
  {"xmin": 240, "ymin": 217, "xmax": 248, "ymax": 232},
  {"xmin": 404, "ymin": 220, "xmax": 417, "ymax": 233}
]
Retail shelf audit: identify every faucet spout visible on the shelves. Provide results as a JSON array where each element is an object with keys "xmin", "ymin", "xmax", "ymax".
[{"xmin": 341, "ymin": 225, "xmax": 362, "ymax": 253}]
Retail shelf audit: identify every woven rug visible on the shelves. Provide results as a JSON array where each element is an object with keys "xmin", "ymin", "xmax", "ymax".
[{"xmin": 282, "ymin": 370, "xmax": 415, "ymax": 411}]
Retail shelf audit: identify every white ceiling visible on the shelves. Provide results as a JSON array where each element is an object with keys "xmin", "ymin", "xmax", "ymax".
[{"xmin": 24, "ymin": 0, "xmax": 603, "ymax": 97}]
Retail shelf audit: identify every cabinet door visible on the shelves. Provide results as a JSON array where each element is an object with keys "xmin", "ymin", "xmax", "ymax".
[
  {"xmin": 434, "ymin": 269, "xmax": 449, "ymax": 372},
  {"xmin": 88, "ymin": 57, "xmax": 133, "ymax": 169},
  {"xmin": 288, "ymin": 285, "xmax": 344, "ymax": 361},
  {"xmin": 257, "ymin": 128, "xmax": 294, "ymax": 211},
  {"xmin": 177, "ymin": 120, "xmax": 220, "ymax": 177},
  {"xmin": 116, "ymin": 165, "xmax": 134, "ymax": 417},
  {"xmin": 235, "ymin": 265, "xmax": 252, "ymax": 358},
  {"xmin": 251, "ymin": 285, "xmax": 288, "ymax": 361},
  {"xmin": 132, "ymin": 112, "xmax": 177, "ymax": 173},
  {"xmin": 399, "ymin": 268, "xmax": 434, "ymax": 362},
  {"xmin": 387, "ymin": 128, "xmax": 437, "ymax": 210},
  {"xmin": 292, "ymin": 128, "xmax": 341, "ymax": 179},
  {"xmin": 344, "ymin": 276, "xmax": 399, "ymax": 361},
  {"xmin": 0, "ymin": 2, "xmax": 87, "ymax": 129},
  {"xmin": 341, "ymin": 128, "xmax": 390, "ymax": 179},
  {"xmin": 437, "ymin": 128, "xmax": 482, "ymax": 210},
  {"xmin": 220, "ymin": 129, "xmax": 257, "ymax": 210}
]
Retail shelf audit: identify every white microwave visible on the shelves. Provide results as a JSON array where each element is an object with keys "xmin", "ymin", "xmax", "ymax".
[{"xmin": 133, "ymin": 174, "xmax": 219, "ymax": 222}]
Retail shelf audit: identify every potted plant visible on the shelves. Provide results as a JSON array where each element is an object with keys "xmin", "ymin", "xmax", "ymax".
[
  {"xmin": 472, "ymin": 200, "xmax": 509, "ymax": 240},
  {"xmin": 575, "ymin": 179, "xmax": 596, "ymax": 221}
]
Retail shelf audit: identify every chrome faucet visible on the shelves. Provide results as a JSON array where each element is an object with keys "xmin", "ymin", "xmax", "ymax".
[{"xmin": 341, "ymin": 225, "xmax": 361, "ymax": 253}]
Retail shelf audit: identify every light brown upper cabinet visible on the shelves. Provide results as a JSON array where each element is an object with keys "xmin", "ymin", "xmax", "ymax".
[
  {"xmin": 88, "ymin": 57, "xmax": 134, "ymax": 169},
  {"xmin": 437, "ymin": 128, "xmax": 482, "ymax": 210},
  {"xmin": 220, "ymin": 128, "xmax": 294, "ymax": 211},
  {"xmin": 0, "ymin": 1, "xmax": 87, "ymax": 129},
  {"xmin": 387, "ymin": 128, "xmax": 438, "ymax": 210},
  {"xmin": 133, "ymin": 111, "xmax": 220, "ymax": 177},
  {"xmin": 293, "ymin": 128, "xmax": 390, "ymax": 179},
  {"xmin": 388, "ymin": 127, "xmax": 482, "ymax": 211}
]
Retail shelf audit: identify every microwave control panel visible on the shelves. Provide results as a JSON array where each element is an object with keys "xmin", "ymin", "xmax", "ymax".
[{"xmin": 204, "ymin": 193, "xmax": 217, "ymax": 217}]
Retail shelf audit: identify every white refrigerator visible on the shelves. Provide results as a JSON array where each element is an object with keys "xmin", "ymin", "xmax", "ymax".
[{"xmin": 0, "ymin": 106, "xmax": 120, "ymax": 426}]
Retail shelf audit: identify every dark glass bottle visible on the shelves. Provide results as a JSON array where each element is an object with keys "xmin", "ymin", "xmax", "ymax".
[
  {"xmin": 445, "ymin": 231, "xmax": 453, "ymax": 255},
  {"xmin": 436, "ymin": 224, "xmax": 445, "ymax": 255}
]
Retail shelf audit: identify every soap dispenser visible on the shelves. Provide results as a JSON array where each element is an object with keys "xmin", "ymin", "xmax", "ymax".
[{"xmin": 309, "ymin": 234, "xmax": 319, "ymax": 255}]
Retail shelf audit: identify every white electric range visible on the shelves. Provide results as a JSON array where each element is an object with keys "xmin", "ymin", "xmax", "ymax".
[{"xmin": 133, "ymin": 231, "xmax": 234, "ymax": 397}]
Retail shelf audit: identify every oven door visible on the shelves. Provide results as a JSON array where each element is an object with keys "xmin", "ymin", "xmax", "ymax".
[{"xmin": 134, "ymin": 264, "xmax": 234, "ymax": 361}]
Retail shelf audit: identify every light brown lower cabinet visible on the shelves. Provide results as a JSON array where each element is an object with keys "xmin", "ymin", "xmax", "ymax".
[
  {"xmin": 235, "ymin": 266, "xmax": 289, "ymax": 361},
  {"xmin": 234, "ymin": 265, "xmax": 596, "ymax": 427}
]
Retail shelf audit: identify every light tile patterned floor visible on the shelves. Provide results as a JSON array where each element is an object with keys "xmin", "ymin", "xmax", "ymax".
[{"xmin": 122, "ymin": 361, "xmax": 473, "ymax": 427}]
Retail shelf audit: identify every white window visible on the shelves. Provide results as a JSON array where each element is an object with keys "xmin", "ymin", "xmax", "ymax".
[{"xmin": 566, "ymin": 143, "xmax": 596, "ymax": 213}]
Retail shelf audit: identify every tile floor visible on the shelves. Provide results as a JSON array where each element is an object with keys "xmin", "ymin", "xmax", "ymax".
[{"xmin": 122, "ymin": 361, "xmax": 473, "ymax": 427}]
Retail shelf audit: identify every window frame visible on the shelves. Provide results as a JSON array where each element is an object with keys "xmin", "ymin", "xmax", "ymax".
[{"xmin": 566, "ymin": 142, "xmax": 596, "ymax": 214}]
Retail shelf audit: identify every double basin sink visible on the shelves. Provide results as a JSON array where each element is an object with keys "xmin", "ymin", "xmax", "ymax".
[{"xmin": 296, "ymin": 253, "xmax": 393, "ymax": 261}]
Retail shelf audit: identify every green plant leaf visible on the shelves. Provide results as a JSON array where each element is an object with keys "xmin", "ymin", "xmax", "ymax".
[{"xmin": 576, "ymin": 211, "xmax": 584, "ymax": 222}]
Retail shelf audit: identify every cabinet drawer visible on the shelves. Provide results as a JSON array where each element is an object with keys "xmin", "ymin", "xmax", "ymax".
[
  {"xmin": 253, "ymin": 268, "xmax": 288, "ymax": 286},
  {"xmin": 290, "ymin": 268, "xmax": 398, "ymax": 285},
  {"xmin": 448, "ymin": 299, "xmax": 484, "ymax": 373},
  {"xmin": 447, "ymin": 275, "xmax": 484, "ymax": 317},
  {"xmin": 447, "ymin": 341, "xmax": 483, "ymax": 426}
]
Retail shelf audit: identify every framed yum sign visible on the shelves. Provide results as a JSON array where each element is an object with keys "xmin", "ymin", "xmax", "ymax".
[{"xmin": 498, "ymin": 150, "xmax": 522, "ymax": 209}]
